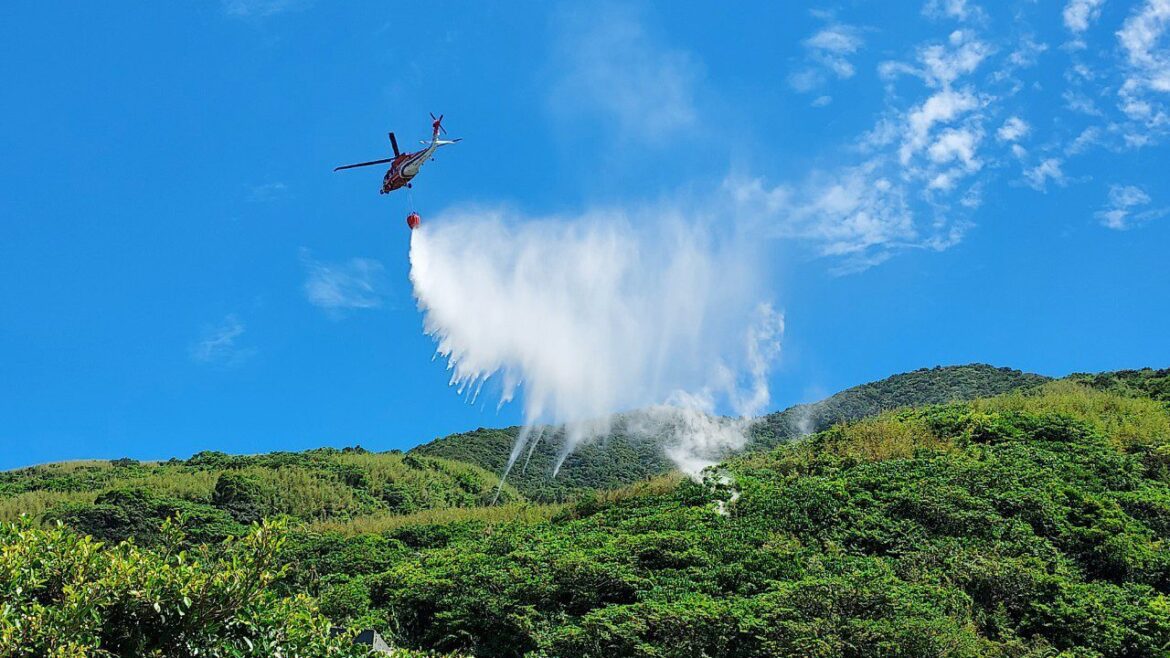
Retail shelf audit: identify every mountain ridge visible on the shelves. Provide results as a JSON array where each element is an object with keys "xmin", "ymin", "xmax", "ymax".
[{"xmin": 413, "ymin": 363, "xmax": 1051, "ymax": 500}]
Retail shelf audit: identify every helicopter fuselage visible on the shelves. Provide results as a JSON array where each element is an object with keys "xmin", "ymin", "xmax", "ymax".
[
  {"xmin": 334, "ymin": 116, "xmax": 458, "ymax": 194},
  {"xmin": 381, "ymin": 140, "xmax": 439, "ymax": 194}
]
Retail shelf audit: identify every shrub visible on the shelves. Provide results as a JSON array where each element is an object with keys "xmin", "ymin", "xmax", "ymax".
[{"xmin": 0, "ymin": 517, "xmax": 367, "ymax": 657}]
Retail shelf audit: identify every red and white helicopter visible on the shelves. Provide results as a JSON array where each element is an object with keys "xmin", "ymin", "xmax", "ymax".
[{"xmin": 334, "ymin": 113, "xmax": 461, "ymax": 195}]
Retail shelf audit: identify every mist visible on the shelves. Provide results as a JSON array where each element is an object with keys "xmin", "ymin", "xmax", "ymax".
[{"xmin": 408, "ymin": 203, "xmax": 781, "ymax": 477}]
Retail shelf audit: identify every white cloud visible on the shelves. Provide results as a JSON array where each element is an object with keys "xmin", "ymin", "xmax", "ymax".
[
  {"xmin": 768, "ymin": 26, "xmax": 1003, "ymax": 270},
  {"xmin": 1119, "ymin": 1, "xmax": 1170, "ymax": 82},
  {"xmin": 191, "ymin": 314, "xmax": 255, "ymax": 366},
  {"xmin": 790, "ymin": 23, "xmax": 865, "ymax": 93},
  {"xmin": 923, "ymin": 0, "xmax": 982, "ymax": 22},
  {"xmin": 1010, "ymin": 37, "xmax": 1048, "ymax": 69},
  {"xmin": 1066, "ymin": 126, "xmax": 1101, "ymax": 154},
  {"xmin": 901, "ymin": 88, "xmax": 982, "ymax": 162},
  {"xmin": 1063, "ymin": 90, "xmax": 1104, "ymax": 116},
  {"xmin": 301, "ymin": 250, "xmax": 386, "ymax": 316},
  {"xmin": 1050, "ymin": 9, "xmax": 1170, "ymax": 158},
  {"xmin": 806, "ymin": 25, "xmax": 864, "ymax": 78},
  {"xmin": 549, "ymin": 7, "xmax": 698, "ymax": 144},
  {"xmin": 812, "ymin": 95, "xmax": 833, "ymax": 107},
  {"xmin": 929, "ymin": 127, "xmax": 983, "ymax": 168},
  {"xmin": 915, "ymin": 31, "xmax": 993, "ymax": 87},
  {"xmin": 1116, "ymin": 0, "xmax": 1170, "ymax": 129},
  {"xmin": 997, "ymin": 116, "xmax": 1030, "ymax": 141},
  {"xmin": 1067, "ymin": 62, "xmax": 1096, "ymax": 81},
  {"xmin": 1094, "ymin": 183, "xmax": 1168, "ymax": 228},
  {"xmin": 1024, "ymin": 158, "xmax": 1066, "ymax": 191},
  {"xmin": 726, "ymin": 162, "xmax": 967, "ymax": 273},
  {"xmin": 1064, "ymin": 0, "xmax": 1106, "ymax": 33}
]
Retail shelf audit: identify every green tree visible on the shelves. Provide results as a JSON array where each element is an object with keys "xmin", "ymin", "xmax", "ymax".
[{"xmin": 211, "ymin": 471, "xmax": 266, "ymax": 524}]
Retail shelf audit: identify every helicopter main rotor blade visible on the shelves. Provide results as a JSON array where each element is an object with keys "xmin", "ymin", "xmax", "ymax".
[{"xmin": 334, "ymin": 158, "xmax": 395, "ymax": 172}]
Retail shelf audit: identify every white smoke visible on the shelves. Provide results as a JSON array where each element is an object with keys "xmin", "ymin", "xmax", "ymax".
[{"xmin": 408, "ymin": 203, "xmax": 782, "ymax": 477}]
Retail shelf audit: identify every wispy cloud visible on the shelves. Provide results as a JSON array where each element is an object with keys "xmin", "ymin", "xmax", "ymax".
[
  {"xmin": 247, "ymin": 182, "xmax": 287, "ymax": 202},
  {"xmin": 549, "ymin": 6, "xmax": 699, "ymax": 144},
  {"xmin": 1041, "ymin": 0, "xmax": 1170, "ymax": 158},
  {"xmin": 882, "ymin": 29, "xmax": 993, "ymax": 87},
  {"xmin": 1066, "ymin": 126, "xmax": 1102, "ymax": 154},
  {"xmin": 1006, "ymin": 36, "xmax": 1048, "ymax": 71},
  {"xmin": 1062, "ymin": 89, "xmax": 1104, "ymax": 116},
  {"xmin": 1116, "ymin": 0, "xmax": 1170, "ymax": 129},
  {"xmin": 928, "ymin": 127, "xmax": 983, "ymax": 171},
  {"xmin": 997, "ymin": 116, "xmax": 1030, "ymax": 141},
  {"xmin": 733, "ymin": 27, "xmax": 1006, "ymax": 271},
  {"xmin": 764, "ymin": 1, "xmax": 1170, "ymax": 269},
  {"xmin": 222, "ymin": 0, "xmax": 310, "ymax": 18},
  {"xmin": 1095, "ymin": 184, "xmax": 1168, "ymax": 228},
  {"xmin": 191, "ymin": 314, "xmax": 255, "ymax": 366},
  {"xmin": 728, "ymin": 169, "xmax": 923, "ymax": 269},
  {"xmin": 899, "ymin": 87, "xmax": 984, "ymax": 162},
  {"xmin": 922, "ymin": 0, "xmax": 985, "ymax": 23},
  {"xmin": 301, "ymin": 249, "xmax": 386, "ymax": 317},
  {"xmin": 562, "ymin": 2, "xmax": 1168, "ymax": 274},
  {"xmin": 789, "ymin": 22, "xmax": 865, "ymax": 94},
  {"xmin": 1023, "ymin": 158, "xmax": 1066, "ymax": 191},
  {"xmin": 761, "ymin": 0, "xmax": 1170, "ymax": 269},
  {"xmin": 1064, "ymin": 0, "xmax": 1106, "ymax": 34}
]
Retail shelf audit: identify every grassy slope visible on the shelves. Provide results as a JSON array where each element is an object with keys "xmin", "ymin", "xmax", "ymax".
[
  {"xmin": 412, "ymin": 364, "xmax": 1051, "ymax": 501},
  {"xmin": 314, "ymin": 377, "xmax": 1170, "ymax": 657},
  {"xmin": 0, "ymin": 447, "xmax": 521, "ymax": 542}
]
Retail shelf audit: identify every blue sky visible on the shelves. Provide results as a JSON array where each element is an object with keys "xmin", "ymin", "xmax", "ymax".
[{"xmin": 2, "ymin": 0, "xmax": 1168, "ymax": 469}]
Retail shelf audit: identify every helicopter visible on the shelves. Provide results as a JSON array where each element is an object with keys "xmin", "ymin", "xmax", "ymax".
[{"xmin": 334, "ymin": 113, "xmax": 460, "ymax": 195}]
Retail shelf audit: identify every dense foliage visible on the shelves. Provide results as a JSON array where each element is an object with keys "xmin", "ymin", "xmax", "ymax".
[
  {"xmin": 2, "ymin": 365, "xmax": 1046, "ymax": 517},
  {"xmin": 1069, "ymin": 368, "xmax": 1170, "ymax": 405},
  {"xmin": 0, "ymin": 448, "xmax": 520, "ymax": 544},
  {"xmin": 747, "ymin": 363, "xmax": 1051, "ymax": 450},
  {"xmin": 3, "ymin": 366, "xmax": 1167, "ymax": 657},
  {"xmin": 0, "ymin": 518, "xmax": 371, "ymax": 657},
  {"xmin": 413, "ymin": 364, "xmax": 1048, "ymax": 501},
  {"xmin": 412, "ymin": 425, "xmax": 672, "ymax": 502},
  {"xmin": 315, "ymin": 380, "xmax": 1170, "ymax": 657}
]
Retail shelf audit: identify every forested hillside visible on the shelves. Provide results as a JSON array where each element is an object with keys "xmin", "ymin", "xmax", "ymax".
[
  {"xmin": 5, "ymin": 367, "xmax": 1168, "ymax": 657},
  {"xmin": 1, "ymin": 365, "xmax": 1048, "ymax": 516},
  {"xmin": 1069, "ymin": 367, "xmax": 1170, "ymax": 404},
  {"xmin": 278, "ymin": 378, "xmax": 1170, "ymax": 657},
  {"xmin": 745, "ymin": 363, "xmax": 1051, "ymax": 449},
  {"xmin": 411, "ymin": 423, "xmax": 670, "ymax": 503},
  {"xmin": 0, "ymin": 447, "xmax": 520, "ymax": 544},
  {"xmin": 6, "ymin": 372, "xmax": 1160, "ymax": 650},
  {"xmin": 412, "ymin": 364, "xmax": 1050, "ymax": 500}
]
